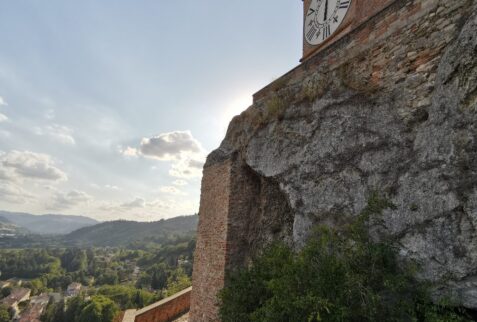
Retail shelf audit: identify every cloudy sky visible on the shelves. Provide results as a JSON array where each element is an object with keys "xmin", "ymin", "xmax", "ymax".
[{"xmin": 0, "ymin": 1, "xmax": 302, "ymax": 221}]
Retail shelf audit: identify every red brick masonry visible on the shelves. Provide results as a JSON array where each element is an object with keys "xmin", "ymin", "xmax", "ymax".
[{"xmin": 134, "ymin": 287, "xmax": 192, "ymax": 322}]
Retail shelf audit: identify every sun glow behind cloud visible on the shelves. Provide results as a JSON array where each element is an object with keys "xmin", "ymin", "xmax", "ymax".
[
  {"xmin": 0, "ymin": 0, "xmax": 301, "ymax": 221},
  {"xmin": 219, "ymin": 95, "xmax": 253, "ymax": 136}
]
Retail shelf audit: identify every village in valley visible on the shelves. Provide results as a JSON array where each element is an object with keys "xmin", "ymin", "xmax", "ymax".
[
  {"xmin": 0, "ymin": 255, "xmax": 142, "ymax": 322},
  {"xmin": 1, "ymin": 280, "xmax": 81, "ymax": 322}
]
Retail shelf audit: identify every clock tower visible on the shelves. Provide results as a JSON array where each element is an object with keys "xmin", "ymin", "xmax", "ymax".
[{"xmin": 301, "ymin": 0, "xmax": 395, "ymax": 61}]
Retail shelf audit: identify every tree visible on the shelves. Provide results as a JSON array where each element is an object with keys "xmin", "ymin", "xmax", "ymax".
[
  {"xmin": 164, "ymin": 268, "xmax": 191, "ymax": 297},
  {"xmin": 0, "ymin": 287, "xmax": 11, "ymax": 299},
  {"xmin": 96, "ymin": 270, "xmax": 118, "ymax": 286},
  {"xmin": 134, "ymin": 291, "xmax": 144, "ymax": 308},
  {"xmin": 135, "ymin": 273, "xmax": 152, "ymax": 289},
  {"xmin": 0, "ymin": 305, "xmax": 10, "ymax": 322},
  {"xmin": 65, "ymin": 296, "xmax": 85, "ymax": 322},
  {"xmin": 78, "ymin": 296, "xmax": 119, "ymax": 322},
  {"xmin": 41, "ymin": 300, "xmax": 65, "ymax": 322},
  {"xmin": 61, "ymin": 249, "xmax": 87, "ymax": 272},
  {"xmin": 97, "ymin": 285, "xmax": 155, "ymax": 310},
  {"xmin": 150, "ymin": 264, "xmax": 168, "ymax": 290}
]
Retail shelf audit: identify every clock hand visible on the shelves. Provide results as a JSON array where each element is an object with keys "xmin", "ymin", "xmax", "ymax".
[{"xmin": 324, "ymin": 0, "xmax": 329, "ymax": 21}]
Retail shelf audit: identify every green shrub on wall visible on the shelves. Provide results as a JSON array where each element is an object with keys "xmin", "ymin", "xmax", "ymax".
[{"xmin": 219, "ymin": 193, "xmax": 472, "ymax": 322}]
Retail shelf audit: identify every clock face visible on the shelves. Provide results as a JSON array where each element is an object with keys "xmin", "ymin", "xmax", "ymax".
[{"xmin": 304, "ymin": 0, "xmax": 351, "ymax": 46}]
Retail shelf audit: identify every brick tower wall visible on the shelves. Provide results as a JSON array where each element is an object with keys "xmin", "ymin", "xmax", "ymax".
[{"xmin": 189, "ymin": 159, "xmax": 232, "ymax": 322}]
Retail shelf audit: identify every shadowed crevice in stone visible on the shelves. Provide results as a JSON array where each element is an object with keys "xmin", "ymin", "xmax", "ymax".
[{"xmin": 224, "ymin": 156, "xmax": 294, "ymax": 275}]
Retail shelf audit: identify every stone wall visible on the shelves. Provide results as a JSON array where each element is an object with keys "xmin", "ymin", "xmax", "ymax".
[
  {"xmin": 134, "ymin": 287, "xmax": 191, "ymax": 322},
  {"xmin": 190, "ymin": 0, "xmax": 477, "ymax": 320}
]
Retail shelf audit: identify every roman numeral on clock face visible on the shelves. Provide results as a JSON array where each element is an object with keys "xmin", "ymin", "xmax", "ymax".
[
  {"xmin": 339, "ymin": 1, "xmax": 350, "ymax": 9},
  {"xmin": 303, "ymin": 0, "xmax": 352, "ymax": 46},
  {"xmin": 323, "ymin": 24, "xmax": 331, "ymax": 40},
  {"xmin": 306, "ymin": 26, "xmax": 318, "ymax": 41}
]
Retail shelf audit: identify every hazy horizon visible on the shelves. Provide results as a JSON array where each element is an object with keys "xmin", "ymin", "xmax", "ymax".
[{"xmin": 0, "ymin": 1, "xmax": 302, "ymax": 221}]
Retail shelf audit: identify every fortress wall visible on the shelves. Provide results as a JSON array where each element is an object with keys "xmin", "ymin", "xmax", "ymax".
[
  {"xmin": 260, "ymin": 0, "xmax": 461, "ymax": 102},
  {"xmin": 190, "ymin": 160, "xmax": 232, "ymax": 322},
  {"xmin": 190, "ymin": 0, "xmax": 475, "ymax": 321}
]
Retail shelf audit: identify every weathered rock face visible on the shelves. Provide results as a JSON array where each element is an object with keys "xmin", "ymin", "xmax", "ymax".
[{"xmin": 191, "ymin": 0, "xmax": 477, "ymax": 321}]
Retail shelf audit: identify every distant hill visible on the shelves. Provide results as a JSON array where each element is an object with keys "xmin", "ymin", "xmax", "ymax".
[
  {"xmin": 0, "ymin": 215, "xmax": 27, "ymax": 236},
  {"xmin": 0, "ymin": 216, "xmax": 11, "ymax": 223},
  {"xmin": 0, "ymin": 211, "xmax": 99, "ymax": 235},
  {"xmin": 65, "ymin": 215, "xmax": 198, "ymax": 247}
]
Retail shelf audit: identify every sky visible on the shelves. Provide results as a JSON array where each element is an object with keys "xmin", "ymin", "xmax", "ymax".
[{"xmin": 0, "ymin": 0, "xmax": 302, "ymax": 221}]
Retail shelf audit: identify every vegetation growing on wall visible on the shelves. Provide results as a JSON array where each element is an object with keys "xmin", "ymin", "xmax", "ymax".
[
  {"xmin": 219, "ymin": 193, "xmax": 472, "ymax": 322},
  {"xmin": 297, "ymin": 75, "xmax": 329, "ymax": 103}
]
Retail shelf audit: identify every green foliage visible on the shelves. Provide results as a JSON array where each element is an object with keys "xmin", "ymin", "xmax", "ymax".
[
  {"xmin": 96, "ymin": 270, "xmax": 119, "ymax": 285},
  {"xmin": 3, "ymin": 230, "xmax": 196, "ymax": 320},
  {"xmin": 55, "ymin": 295, "xmax": 119, "ymax": 322},
  {"xmin": 25, "ymin": 278, "xmax": 48, "ymax": 296},
  {"xmin": 97, "ymin": 285, "xmax": 156, "ymax": 310},
  {"xmin": 151, "ymin": 264, "xmax": 168, "ymax": 290},
  {"xmin": 0, "ymin": 287, "xmax": 11, "ymax": 299},
  {"xmin": 41, "ymin": 299, "xmax": 65, "ymax": 322},
  {"xmin": 163, "ymin": 268, "xmax": 192, "ymax": 297},
  {"xmin": 65, "ymin": 215, "xmax": 198, "ymax": 247},
  {"xmin": 61, "ymin": 249, "xmax": 88, "ymax": 272},
  {"xmin": 78, "ymin": 296, "xmax": 119, "ymax": 322},
  {"xmin": 219, "ymin": 193, "xmax": 472, "ymax": 322},
  {"xmin": 0, "ymin": 305, "xmax": 10, "ymax": 322},
  {"xmin": 0, "ymin": 248, "xmax": 60, "ymax": 279}
]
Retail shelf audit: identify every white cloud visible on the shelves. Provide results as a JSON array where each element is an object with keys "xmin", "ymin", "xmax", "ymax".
[
  {"xmin": 0, "ymin": 166, "xmax": 14, "ymax": 181},
  {"xmin": 159, "ymin": 186, "xmax": 185, "ymax": 195},
  {"xmin": 49, "ymin": 190, "xmax": 92, "ymax": 210},
  {"xmin": 105, "ymin": 185, "xmax": 121, "ymax": 191},
  {"xmin": 0, "ymin": 96, "xmax": 7, "ymax": 106},
  {"xmin": 172, "ymin": 180, "xmax": 188, "ymax": 186},
  {"xmin": 169, "ymin": 157, "xmax": 204, "ymax": 178},
  {"xmin": 120, "ymin": 197, "xmax": 146, "ymax": 209},
  {"xmin": 120, "ymin": 146, "xmax": 138, "ymax": 157},
  {"xmin": 90, "ymin": 183, "xmax": 121, "ymax": 191},
  {"xmin": 1, "ymin": 150, "xmax": 67, "ymax": 182},
  {"xmin": 0, "ymin": 113, "xmax": 8, "ymax": 123},
  {"xmin": 123, "ymin": 130, "xmax": 206, "ymax": 179},
  {"xmin": 139, "ymin": 131, "xmax": 203, "ymax": 160},
  {"xmin": 34, "ymin": 124, "xmax": 75, "ymax": 145},
  {"xmin": 0, "ymin": 182, "xmax": 34, "ymax": 204},
  {"xmin": 146, "ymin": 199, "xmax": 172, "ymax": 210}
]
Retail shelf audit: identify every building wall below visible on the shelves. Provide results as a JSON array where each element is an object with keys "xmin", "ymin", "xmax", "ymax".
[{"xmin": 134, "ymin": 287, "xmax": 192, "ymax": 322}]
